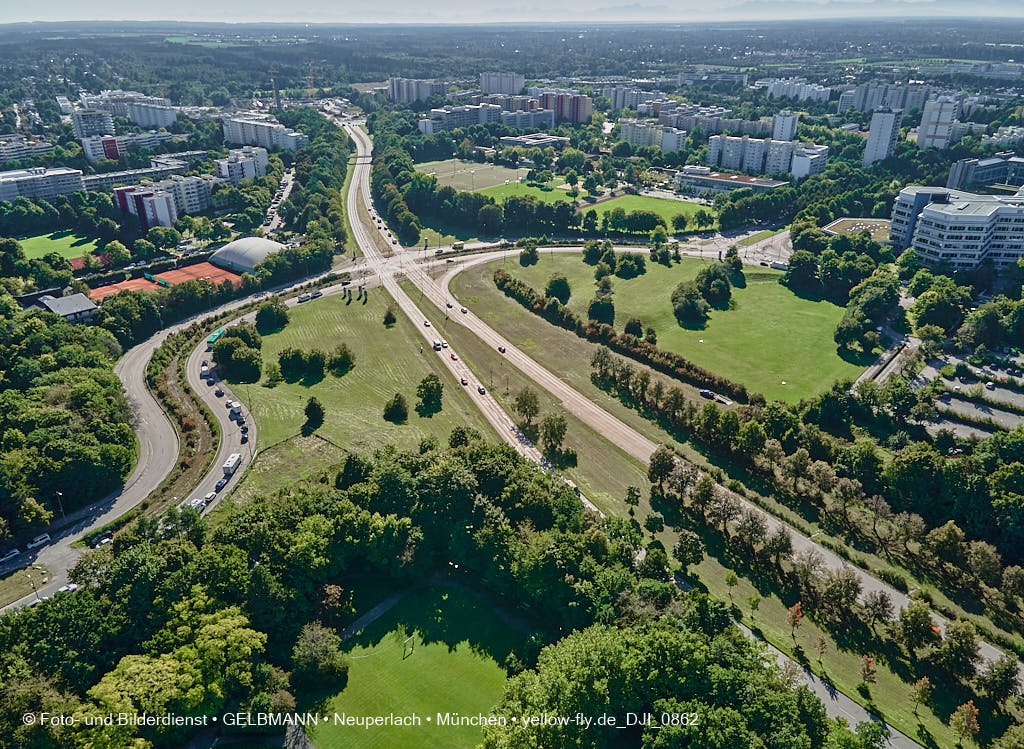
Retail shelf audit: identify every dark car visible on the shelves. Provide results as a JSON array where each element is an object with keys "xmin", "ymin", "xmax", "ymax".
[
  {"xmin": 498, "ymin": 346, "xmax": 506, "ymax": 354},
  {"xmin": 216, "ymin": 477, "xmax": 229, "ymax": 491}
]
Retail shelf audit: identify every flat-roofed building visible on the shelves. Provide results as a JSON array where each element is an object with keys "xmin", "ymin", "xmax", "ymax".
[
  {"xmin": 0, "ymin": 167, "xmax": 85, "ymax": 202},
  {"xmin": 673, "ymin": 165, "xmax": 788, "ymax": 195},
  {"xmin": 0, "ymin": 135, "xmax": 54, "ymax": 162}
]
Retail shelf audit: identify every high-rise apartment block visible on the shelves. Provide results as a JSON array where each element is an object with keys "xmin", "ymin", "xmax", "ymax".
[
  {"xmin": 838, "ymin": 83, "xmax": 932, "ymax": 113},
  {"xmin": 214, "ymin": 146, "xmax": 270, "ymax": 184},
  {"xmin": 80, "ymin": 132, "xmax": 175, "ymax": 163},
  {"xmin": 0, "ymin": 167, "xmax": 85, "ymax": 202},
  {"xmin": 772, "ymin": 111, "xmax": 799, "ymax": 141},
  {"xmin": 659, "ymin": 106, "xmax": 770, "ymax": 137},
  {"xmin": 417, "ymin": 104, "xmax": 503, "ymax": 134},
  {"xmin": 889, "ymin": 185, "xmax": 1024, "ymax": 269},
  {"xmin": 603, "ymin": 86, "xmax": 668, "ymax": 111},
  {"xmin": 706, "ymin": 135, "xmax": 828, "ymax": 178},
  {"xmin": 917, "ymin": 96, "xmax": 961, "ymax": 150},
  {"xmin": 55, "ymin": 96, "xmax": 73, "ymax": 115},
  {"xmin": 71, "ymin": 109, "xmax": 115, "ymax": 139},
  {"xmin": 862, "ymin": 109, "xmax": 903, "ymax": 166},
  {"xmin": 499, "ymin": 109, "xmax": 556, "ymax": 129},
  {"xmin": 387, "ymin": 77, "xmax": 447, "ymax": 103},
  {"xmin": 479, "ymin": 72, "xmax": 525, "ymax": 95},
  {"xmin": 125, "ymin": 102, "xmax": 178, "ymax": 129},
  {"xmin": 754, "ymin": 78, "xmax": 830, "ymax": 103},
  {"xmin": 222, "ymin": 116, "xmax": 308, "ymax": 151},
  {"xmin": 114, "ymin": 174, "xmax": 217, "ymax": 229},
  {"xmin": 79, "ymin": 90, "xmax": 172, "ymax": 117},
  {"xmin": 0, "ymin": 136, "xmax": 55, "ymax": 162},
  {"xmin": 618, "ymin": 120, "xmax": 688, "ymax": 153},
  {"xmin": 538, "ymin": 92, "xmax": 593, "ymax": 123}
]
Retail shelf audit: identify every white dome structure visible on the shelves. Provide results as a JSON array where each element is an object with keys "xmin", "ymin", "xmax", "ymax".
[{"xmin": 209, "ymin": 236, "xmax": 285, "ymax": 273}]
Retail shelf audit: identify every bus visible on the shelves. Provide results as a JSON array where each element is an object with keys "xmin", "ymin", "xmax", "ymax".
[{"xmin": 206, "ymin": 328, "xmax": 225, "ymax": 350}]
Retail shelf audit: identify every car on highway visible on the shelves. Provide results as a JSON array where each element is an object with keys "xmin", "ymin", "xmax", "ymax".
[
  {"xmin": 450, "ymin": 352, "xmax": 458, "ymax": 360},
  {"xmin": 241, "ymin": 434, "xmax": 249, "ymax": 444},
  {"xmin": 215, "ymin": 477, "xmax": 229, "ymax": 491},
  {"xmin": 297, "ymin": 293, "xmax": 312, "ymax": 302},
  {"xmin": 498, "ymin": 346, "xmax": 506, "ymax": 354},
  {"xmin": 56, "ymin": 583, "xmax": 80, "ymax": 595},
  {"xmin": 311, "ymin": 290, "xmax": 323, "ymax": 298},
  {"xmin": 204, "ymin": 492, "xmax": 216, "ymax": 504},
  {"xmin": 424, "ymin": 320, "xmax": 431, "ymax": 327},
  {"xmin": 460, "ymin": 307, "xmax": 467, "ymax": 314},
  {"xmin": 27, "ymin": 533, "xmax": 50, "ymax": 549},
  {"xmin": 0, "ymin": 548, "xmax": 19, "ymax": 563},
  {"xmin": 477, "ymin": 385, "xmax": 486, "ymax": 395},
  {"xmin": 441, "ymin": 339, "xmax": 448, "ymax": 348},
  {"xmin": 215, "ymin": 388, "xmax": 224, "ymax": 397},
  {"xmin": 460, "ymin": 377, "xmax": 468, "ymax": 385},
  {"xmin": 446, "ymin": 302, "xmax": 453, "ymax": 308}
]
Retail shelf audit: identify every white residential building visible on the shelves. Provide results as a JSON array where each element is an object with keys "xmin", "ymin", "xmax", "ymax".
[
  {"xmin": 917, "ymin": 96, "xmax": 961, "ymax": 150},
  {"xmin": 79, "ymin": 90, "xmax": 171, "ymax": 117},
  {"xmin": 214, "ymin": 146, "xmax": 269, "ymax": 184},
  {"xmin": 479, "ymin": 72, "xmax": 525, "ymax": 95},
  {"xmin": 838, "ymin": 83, "xmax": 932, "ymax": 113},
  {"xmin": 499, "ymin": 109, "xmax": 555, "ymax": 130},
  {"xmin": 618, "ymin": 120, "xmax": 688, "ymax": 152},
  {"xmin": 222, "ymin": 116, "xmax": 308, "ymax": 151},
  {"xmin": 417, "ymin": 104, "xmax": 502, "ymax": 134},
  {"xmin": 603, "ymin": 86, "xmax": 668, "ymax": 111},
  {"xmin": 0, "ymin": 136, "xmax": 55, "ymax": 162},
  {"xmin": 0, "ymin": 167, "xmax": 85, "ymax": 202},
  {"xmin": 113, "ymin": 174, "xmax": 217, "ymax": 228},
  {"xmin": 983, "ymin": 126, "xmax": 1024, "ymax": 147},
  {"xmin": 862, "ymin": 109, "xmax": 903, "ymax": 166},
  {"xmin": 772, "ymin": 111, "xmax": 799, "ymax": 141},
  {"xmin": 80, "ymin": 131, "xmax": 174, "ymax": 163},
  {"xmin": 706, "ymin": 135, "xmax": 827, "ymax": 178},
  {"xmin": 55, "ymin": 96, "xmax": 73, "ymax": 115},
  {"xmin": 126, "ymin": 102, "xmax": 178, "ymax": 129},
  {"xmin": 889, "ymin": 185, "xmax": 1024, "ymax": 269},
  {"xmin": 71, "ymin": 109, "xmax": 115, "ymax": 139},
  {"xmin": 755, "ymin": 78, "xmax": 831, "ymax": 104},
  {"xmin": 387, "ymin": 78, "xmax": 446, "ymax": 103}
]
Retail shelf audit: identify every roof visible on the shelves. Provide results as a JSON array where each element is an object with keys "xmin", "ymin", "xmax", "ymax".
[
  {"xmin": 38, "ymin": 293, "xmax": 97, "ymax": 317},
  {"xmin": 209, "ymin": 236, "xmax": 286, "ymax": 271}
]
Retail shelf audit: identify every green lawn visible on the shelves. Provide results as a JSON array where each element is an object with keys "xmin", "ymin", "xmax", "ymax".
[
  {"xmin": 309, "ymin": 586, "xmax": 523, "ymax": 749},
  {"xmin": 477, "ymin": 180, "xmax": 586, "ymax": 205},
  {"xmin": 737, "ymin": 227, "xmax": 785, "ymax": 247},
  {"xmin": 19, "ymin": 231, "xmax": 100, "ymax": 261},
  {"xmin": 229, "ymin": 290, "xmax": 492, "ymax": 453},
  {"xmin": 476, "ymin": 254, "xmax": 866, "ymax": 403},
  {"xmin": 589, "ymin": 194, "xmax": 712, "ymax": 230},
  {"xmin": 0, "ymin": 564, "xmax": 49, "ymax": 608},
  {"xmin": 414, "ymin": 159, "xmax": 523, "ymax": 192}
]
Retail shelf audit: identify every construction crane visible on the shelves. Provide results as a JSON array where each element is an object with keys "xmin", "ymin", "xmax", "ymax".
[{"xmin": 267, "ymin": 68, "xmax": 281, "ymax": 111}]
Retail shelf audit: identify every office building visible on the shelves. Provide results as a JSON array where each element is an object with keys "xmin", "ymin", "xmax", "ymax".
[
  {"xmin": 214, "ymin": 146, "xmax": 270, "ymax": 184},
  {"xmin": 862, "ymin": 109, "xmax": 903, "ymax": 166},
  {"xmin": 499, "ymin": 132, "xmax": 571, "ymax": 150},
  {"xmin": 773, "ymin": 111, "xmax": 799, "ymax": 141},
  {"xmin": 706, "ymin": 135, "xmax": 827, "ymax": 178},
  {"xmin": 387, "ymin": 77, "xmax": 446, "ymax": 103},
  {"xmin": 947, "ymin": 152, "xmax": 1024, "ymax": 189},
  {"xmin": 673, "ymin": 165, "xmax": 787, "ymax": 195},
  {"xmin": 0, "ymin": 167, "xmax": 85, "ymax": 202},
  {"xmin": 55, "ymin": 96, "xmax": 73, "ymax": 115},
  {"xmin": 79, "ymin": 90, "xmax": 172, "ymax": 117},
  {"xmin": 889, "ymin": 185, "xmax": 1024, "ymax": 269},
  {"xmin": 917, "ymin": 96, "xmax": 961, "ymax": 150},
  {"xmin": 222, "ymin": 116, "xmax": 309, "ymax": 151},
  {"xmin": 417, "ymin": 104, "xmax": 502, "ymax": 134},
  {"xmin": 499, "ymin": 109, "xmax": 555, "ymax": 130},
  {"xmin": 538, "ymin": 92, "xmax": 593, "ymax": 123},
  {"xmin": 0, "ymin": 136, "xmax": 54, "ymax": 162},
  {"xmin": 754, "ymin": 78, "xmax": 830, "ymax": 104},
  {"xmin": 126, "ymin": 102, "xmax": 178, "ymax": 129},
  {"xmin": 80, "ymin": 131, "xmax": 175, "ymax": 163},
  {"xmin": 71, "ymin": 109, "xmax": 115, "ymax": 139},
  {"xmin": 479, "ymin": 72, "xmax": 525, "ymax": 95},
  {"xmin": 113, "ymin": 174, "xmax": 217, "ymax": 229}
]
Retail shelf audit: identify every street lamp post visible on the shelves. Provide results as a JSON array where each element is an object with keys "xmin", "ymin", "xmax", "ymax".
[
  {"xmin": 25, "ymin": 570, "xmax": 40, "ymax": 602},
  {"xmin": 54, "ymin": 491, "xmax": 65, "ymax": 518}
]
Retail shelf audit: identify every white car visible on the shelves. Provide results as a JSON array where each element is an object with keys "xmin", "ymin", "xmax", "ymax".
[
  {"xmin": 0, "ymin": 548, "xmax": 19, "ymax": 563},
  {"xmin": 424, "ymin": 320, "xmax": 431, "ymax": 327},
  {"xmin": 27, "ymin": 534, "xmax": 50, "ymax": 549},
  {"xmin": 204, "ymin": 492, "xmax": 216, "ymax": 504},
  {"xmin": 56, "ymin": 583, "xmax": 80, "ymax": 595},
  {"xmin": 441, "ymin": 340, "xmax": 448, "ymax": 348}
]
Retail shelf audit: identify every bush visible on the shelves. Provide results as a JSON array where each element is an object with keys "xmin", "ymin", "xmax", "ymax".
[
  {"xmin": 383, "ymin": 393, "xmax": 409, "ymax": 423},
  {"xmin": 876, "ymin": 567, "xmax": 910, "ymax": 593}
]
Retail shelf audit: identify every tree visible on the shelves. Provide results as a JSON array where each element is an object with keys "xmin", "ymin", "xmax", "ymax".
[
  {"xmin": 910, "ymin": 677, "xmax": 933, "ymax": 715},
  {"xmin": 291, "ymin": 622, "xmax": 349, "ymax": 685},
  {"xmin": 255, "ymin": 297, "xmax": 289, "ymax": 333},
  {"xmin": 859, "ymin": 655, "xmax": 877, "ymax": 684},
  {"xmin": 763, "ymin": 439, "xmax": 785, "ymax": 472},
  {"xmin": 623, "ymin": 316, "xmax": 643, "ymax": 337},
  {"xmin": 625, "ymin": 485, "xmax": 641, "ymax": 516},
  {"xmin": 862, "ymin": 590, "xmax": 893, "ymax": 631},
  {"xmin": 383, "ymin": 306, "xmax": 397, "ymax": 327},
  {"xmin": 304, "ymin": 397, "xmax": 324, "ymax": 428},
  {"xmin": 545, "ymin": 274, "xmax": 571, "ymax": 304},
  {"xmin": 104, "ymin": 240, "xmax": 131, "ymax": 266},
  {"xmin": 671, "ymin": 213, "xmax": 688, "ymax": 232},
  {"xmin": 782, "ymin": 448, "xmax": 811, "ymax": 491},
  {"xmin": 670, "ymin": 280, "xmax": 709, "ymax": 324},
  {"xmin": 735, "ymin": 510, "xmax": 767, "ymax": 549},
  {"xmin": 724, "ymin": 571, "xmax": 738, "ymax": 602},
  {"xmin": 895, "ymin": 599, "xmax": 940, "ymax": 654},
  {"xmin": 383, "ymin": 393, "xmax": 408, "ymax": 423},
  {"xmin": 815, "ymin": 635, "xmax": 828, "ymax": 663},
  {"xmin": 933, "ymin": 619, "xmax": 979, "ymax": 679},
  {"xmin": 539, "ymin": 413, "xmax": 567, "ymax": 453},
  {"xmin": 691, "ymin": 474, "xmax": 717, "ymax": 516},
  {"xmin": 672, "ymin": 530, "xmax": 705, "ymax": 573},
  {"xmin": 788, "ymin": 601, "xmax": 803, "ymax": 637},
  {"xmin": 949, "ymin": 701, "xmax": 980, "ymax": 745},
  {"xmin": 513, "ymin": 388, "xmax": 540, "ymax": 425},
  {"xmin": 328, "ymin": 344, "xmax": 355, "ymax": 375},
  {"xmin": 980, "ymin": 653, "xmax": 1020, "ymax": 705},
  {"xmin": 765, "ymin": 526, "xmax": 794, "ymax": 567},
  {"xmin": 748, "ymin": 594, "xmax": 761, "ymax": 620},
  {"xmin": 644, "ymin": 513, "xmax": 665, "ymax": 534},
  {"xmin": 647, "ymin": 446, "xmax": 675, "ymax": 488},
  {"xmin": 650, "ymin": 225, "xmax": 668, "ymax": 250},
  {"xmin": 416, "ymin": 374, "xmax": 444, "ymax": 413}
]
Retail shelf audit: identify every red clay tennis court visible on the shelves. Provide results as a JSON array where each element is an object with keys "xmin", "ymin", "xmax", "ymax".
[{"xmin": 88, "ymin": 262, "xmax": 243, "ymax": 301}]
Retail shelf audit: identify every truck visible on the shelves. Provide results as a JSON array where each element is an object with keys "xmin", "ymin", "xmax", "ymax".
[
  {"xmin": 229, "ymin": 402, "xmax": 242, "ymax": 417},
  {"xmin": 452, "ymin": 241, "xmax": 465, "ymax": 250},
  {"xmin": 222, "ymin": 453, "xmax": 242, "ymax": 476}
]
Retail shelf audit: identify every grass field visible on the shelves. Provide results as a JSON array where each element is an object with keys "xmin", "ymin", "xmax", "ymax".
[
  {"xmin": 589, "ymin": 194, "xmax": 712, "ymax": 231},
  {"xmin": 414, "ymin": 159, "xmax": 523, "ymax": 192},
  {"xmin": 310, "ymin": 586, "xmax": 523, "ymax": 749},
  {"xmin": 19, "ymin": 231, "xmax": 99, "ymax": 261},
  {"xmin": 229, "ymin": 290, "xmax": 492, "ymax": 453},
  {"xmin": 471, "ymin": 254, "xmax": 865, "ymax": 402},
  {"xmin": 477, "ymin": 180, "xmax": 587, "ymax": 205},
  {"xmin": 0, "ymin": 564, "xmax": 49, "ymax": 608}
]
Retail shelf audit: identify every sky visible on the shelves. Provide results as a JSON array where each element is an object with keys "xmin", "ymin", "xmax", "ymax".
[{"xmin": 4, "ymin": 0, "xmax": 1024, "ymax": 24}]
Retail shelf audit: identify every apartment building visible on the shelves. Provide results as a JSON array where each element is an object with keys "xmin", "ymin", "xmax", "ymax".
[
  {"xmin": 113, "ymin": 174, "xmax": 217, "ymax": 229},
  {"xmin": 706, "ymin": 135, "xmax": 827, "ymax": 178},
  {"xmin": 499, "ymin": 109, "xmax": 556, "ymax": 130},
  {"xmin": 917, "ymin": 96, "xmax": 961, "ymax": 150},
  {"xmin": 678, "ymin": 70, "xmax": 749, "ymax": 86},
  {"xmin": 673, "ymin": 165, "xmax": 787, "ymax": 195},
  {"xmin": 80, "ymin": 131, "xmax": 175, "ymax": 163},
  {"xmin": 838, "ymin": 83, "xmax": 932, "ymax": 113},
  {"xmin": 472, "ymin": 94, "xmax": 539, "ymax": 111},
  {"xmin": 126, "ymin": 102, "xmax": 178, "ymax": 129},
  {"xmin": 659, "ymin": 108, "xmax": 770, "ymax": 137},
  {"xmin": 947, "ymin": 152, "xmax": 1024, "ymax": 189},
  {"xmin": 862, "ymin": 109, "xmax": 903, "ymax": 166},
  {"xmin": 81, "ymin": 154, "xmax": 197, "ymax": 191},
  {"xmin": 55, "ymin": 96, "xmax": 73, "ymax": 115},
  {"xmin": 889, "ymin": 185, "xmax": 1024, "ymax": 269},
  {"xmin": 538, "ymin": 92, "xmax": 593, "ymax": 123},
  {"xmin": 603, "ymin": 86, "xmax": 668, "ymax": 111},
  {"xmin": 79, "ymin": 90, "xmax": 172, "ymax": 117},
  {"xmin": 387, "ymin": 77, "xmax": 446, "ymax": 103},
  {"xmin": 0, "ymin": 167, "xmax": 85, "ymax": 202},
  {"xmin": 982, "ymin": 126, "xmax": 1024, "ymax": 147},
  {"xmin": 772, "ymin": 111, "xmax": 799, "ymax": 141},
  {"xmin": 0, "ymin": 136, "xmax": 55, "ymax": 162},
  {"xmin": 754, "ymin": 78, "xmax": 831, "ymax": 104},
  {"xmin": 479, "ymin": 72, "xmax": 525, "ymax": 95},
  {"xmin": 618, "ymin": 120, "xmax": 688, "ymax": 152},
  {"xmin": 71, "ymin": 109, "xmax": 115, "ymax": 139},
  {"xmin": 417, "ymin": 104, "xmax": 502, "ymax": 134},
  {"xmin": 214, "ymin": 146, "xmax": 270, "ymax": 184},
  {"xmin": 222, "ymin": 116, "xmax": 308, "ymax": 151}
]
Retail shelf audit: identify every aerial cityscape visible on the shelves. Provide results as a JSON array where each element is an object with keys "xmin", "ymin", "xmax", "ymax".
[{"xmin": 4, "ymin": 12, "xmax": 1024, "ymax": 749}]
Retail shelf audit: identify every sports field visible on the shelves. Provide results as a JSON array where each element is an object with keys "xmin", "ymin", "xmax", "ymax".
[
  {"xmin": 232, "ymin": 289, "xmax": 492, "ymax": 452},
  {"xmin": 310, "ymin": 586, "xmax": 523, "ymax": 749},
  {"xmin": 588, "ymin": 194, "xmax": 713, "ymax": 230},
  {"xmin": 414, "ymin": 159, "xmax": 523, "ymax": 192},
  {"xmin": 19, "ymin": 231, "xmax": 99, "ymax": 261},
  {"xmin": 88, "ymin": 262, "xmax": 243, "ymax": 301},
  {"xmin": 457, "ymin": 254, "xmax": 866, "ymax": 402}
]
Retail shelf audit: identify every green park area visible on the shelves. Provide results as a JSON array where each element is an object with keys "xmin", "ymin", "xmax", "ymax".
[
  {"xmin": 458, "ymin": 253, "xmax": 864, "ymax": 403},
  {"xmin": 477, "ymin": 180, "xmax": 588, "ymax": 205},
  {"xmin": 310, "ymin": 586, "xmax": 524, "ymax": 749},
  {"xmin": 589, "ymin": 194, "xmax": 713, "ymax": 231},
  {"xmin": 19, "ymin": 231, "xmax": 100, "ymax": 261},
  {"xmin": 414, "ymin": 158, "xmax": 522, "ymax": 192},
  {"xmin": 233, "ymin": 290, "xmax": 492, "ymax": 455}
]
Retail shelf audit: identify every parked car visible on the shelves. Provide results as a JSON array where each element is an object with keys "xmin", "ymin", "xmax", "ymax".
[
  {"xmin": 0, "ymin": 549, "xmax": 19, "ymax": 563},
  {"xmin": 56, "ymin": 583, "xmax": 80, "ymax": 595},
  {"xmin": 986, "ymin": 382, "xmax": 996, "ymax": 390},
  {"xmin": 311, "ymin": 290, "xmax": 323, "ymax": 298},
  {"xmin": 204, "ymin": 492, "xmax": 216, "ymax": 504},
  {"xmin": 216, "ymin": 477, "xmax": 229, "ymax": 491},
  {"xmin": 27, "ymin": 534, "xmax": 50, "ymax": 549},
  {"xmin": 241, "ymin": 434, "xmax": 249, "ymax": 444},
  {"xmin": 297, "ymin": 293, "xmax": 312, "ymax": 302},
  {"xmin": 699, "ymin": 389, "xmax": 714, "ymax": 399},
  {"xmin": 215, "ymin": 388, "xmax": 224, "ymax": 397}
]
